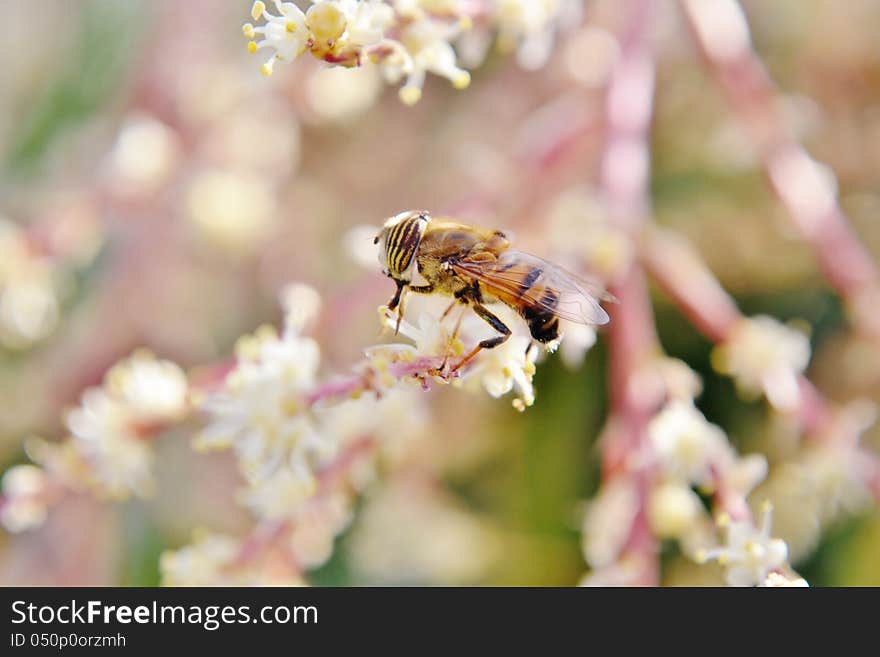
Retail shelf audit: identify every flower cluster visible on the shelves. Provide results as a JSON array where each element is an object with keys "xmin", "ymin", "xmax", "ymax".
[
  {"xmin": 160, "ymin": 529, "xmax": 305, "ymax": 586},
  {"xmin": 646, "ymin": 400, "xmax": 770, "ymax": 558},
  {"xmin": 712, "ymin": 315, "xmax": 811, "ymax": 412},
  {"xmin": 194, "ymin": 309, "xmax": 331, "ymax": 501},
  {"xmin": 162, "ymin": 258, "xmax": 595, "ymax": 583},
  {"xmin": 581, "ymin": 357, "xmax": 809, "ymax": 586},
  {"xmin": 24, "ymin": 351, "xmax": 188, "ymax": 510},
  {"xmin": 0, "ymin": 465, "xmax": 52, "ymax": 532},
  {"xmin": 0, "ymin": 208, "xmax": 103, "ymax": 352},
  {"xmin": 161, "ymin": 284, "xmax": 431, "ymax": 580},
  {"xmin": 490, "ymin": 0, "xmax": 584, "ymax": 70},
  {"xmin": 0, "ymin": 218, "xmax": 63, "ymax": 350},
  {"xmin": 243, "ymin": 1, "xmax": 583, "ymax": 104},
  {"xmin": 372, "ymin": 301, "xmax": 542, "ymax": 411}
]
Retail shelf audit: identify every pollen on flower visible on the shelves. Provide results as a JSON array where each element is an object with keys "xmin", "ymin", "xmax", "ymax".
[
  {"xmin": 306, "ymin": 2, "xmax": 347, "ymax": 44},
  {"xmin": 399, "ymin": 85, "xmax": 423, "ymax": 106},
  {"xmin": 698, "ymin": 501, "xmax": 800, "ymax": 587},
  {"xmin": 452, "ymin": 70, "xmax": 471, "ymax": 90},
  {"xmin": 241, "ymin": 0, "xmax": 550, "ymax": 105}
]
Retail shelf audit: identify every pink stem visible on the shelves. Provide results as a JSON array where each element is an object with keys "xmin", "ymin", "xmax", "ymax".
[
  {"xmin": 305, "ymin": 355, "xmax": 449, "ymax": 407},
  {"xmin": 678, "ymin": 0, "xmax": 880, "ymax": 342},
  {"xmin": 597, "ymin": 0, "xmax": 660, "ymax": 586}
]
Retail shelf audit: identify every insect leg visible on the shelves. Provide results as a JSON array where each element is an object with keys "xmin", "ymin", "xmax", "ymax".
[
  {"xmin": 387, "ymin": 280, "xmax": 405, "ymax": 311},
  {"xmin": 451, "ymin": 302, "xmax": 511, "ymax": 373},
  {"xmin": 439, "ymin": 303, "xmax": 468, "ymax": 371},
  {"xmin": 388, "ymin": 283, "xmax": 434, "ymax": 335},
  {"xmin": 394, "ymin": 287, "xmax": 408, "ymax": 335},
  {"xmin": 439, "ymin": 299, "xmax": 458, "ymax": 321}
]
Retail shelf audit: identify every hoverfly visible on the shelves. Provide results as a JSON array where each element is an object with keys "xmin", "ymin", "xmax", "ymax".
[{"xmin": 375, "ymin": 210, "xmax": 611, "ymax": 372}]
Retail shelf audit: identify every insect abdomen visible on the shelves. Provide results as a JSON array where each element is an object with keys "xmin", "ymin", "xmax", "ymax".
[
  {"xmin": 521, "ymin": 305, "xmax": 560, "ymax": 343},
  {"xmin": 514, "ymin": 268, "xmax": 561, "ymax": 343}
]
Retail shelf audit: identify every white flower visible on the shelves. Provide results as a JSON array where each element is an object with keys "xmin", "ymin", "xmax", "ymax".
[
  {"xmin": 318, "ymin": 389, "xmax": 427, "ymax": 457},
  {"xmin": 470, "ymin": 334, "xmax": 537, "ymax": 410},
  {"xmin": 195, "ymin": 287, "xmax": 342, "ymax": 521},
  {"xmin": 337, "ymin": 0, "xmax": 394, "ymax": 47},
  {"xmin": 648, "ymin": 401, "xmax": 730, "ymax": 487},
  {"xmin": 160, "ymin": 531, "xmax": 241, "ymax": 586},
  {"xmin": 288, "ymin": 492, "xmax": 354, "ymax": 568},
  {"xmin": 160, "ymin": 530, "xmax": 305, "ymax": 586},
  {"xmin": 6, "ymin": 357, "xmax": 169, "ymax": 513},
  {"xmin": 244, "ymin": 0, "xmax": 472, "ymax": 104},
  {"xmin": 712, "ymin": 316, "xmax": 811, "ymax": 411},
  {"xmin": 764, "ymin": 571, "xmax": 809, "ymax": 587},
  {"xmin": 349, "ymin": 480, "xmax": 499, "ymax": 584},
  {"xmin": 63, "ymin": 349, "xmax": 186, "ymax": 501},
  {"xmin": 697, "ymin": 502, "xmax": 793, "ymax": 587},
  {"xmin": 0, "ymin": 272, "xmax": 59, "ymax": 349},
  {"xmin": 306, "ymin": 65, "xmax": 384, "ymax": 123},
  {"xmin": 724, "ymin": 453, "xmax": 769, "ymax": 500},
  {"xmin": 238, "ymin": 459, "xmax": 320, "ymax": 519},
  {"xmin": 65, "ymin": 388, "xmax": 155, "ymax": 499},
  {"xmin": 647, "ymin": 481, "xmax": 704, "ymax": 539},
  {"xmin": 243, "ymin": 0, "xmax": 582, "ymax": 104},
  {"xmin": 558, "ymin": 320, "xmax": 597, "ymax": 369},
  {"xmin": 379, "ymin": 302, "xmax": 540, "ymax": 409},
  {"xmin": 0, "ymin": 465, "xmax": 50, "ymax": 532},
  {"xmin": 104, "ymin": 350, "xmax": 189, "ymax": 423},
  {"xmin": 280, "ymin": 282, "xmax": 322, "ymax": 332},
  {"xmin": 185, "ymin": 168, "xmax": 278, "ymax": 257},
  {"xmin": 108, "ymin": 114, "xmax": 179, "ymax": 193},
  {"xmin": 392, "ymin": 16, "xmax": 471, "ymax": 105},
  {"xmin": 0, "ymin": 218, "xmax": 60, "ymax": 350},
  {"xmin": 377, "ymin": 305, "xmax": 461, "ymax": 358},
  {"xmin": 196, "ymin": 323, "xmax": 334, "ymax": 486},
  {"xmin": 579, "ymin": 555, "xmax": 648, "ymax": 587},
  {"xmin": 246, "ymin": 1, "xmax": 394, "ymax": 75},
  {"xmin": 493, "ymin": 0, "xmax": 583, "ymax": 70},
  {"xmin": 654, "ymin": 357, "xmax": 703, "ymax": 402},
  {"xmin": 581, "ymin": 476, "xmax": 639, "ymax": 569},
  {"xmin": 244, "ymin": 1, "xmax": 310, "ymax": 77}
]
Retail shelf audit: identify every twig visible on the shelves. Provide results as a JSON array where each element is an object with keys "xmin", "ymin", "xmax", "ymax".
[
  {"xmin": 678, "ymin": 0, "xmax": 880, "ymax": 342},
  {"xmin": 596, "ymin": 0, "xmax": 660, "ymax": 586}
]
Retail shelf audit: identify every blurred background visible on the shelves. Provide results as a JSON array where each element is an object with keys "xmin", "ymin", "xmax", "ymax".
[{"xmin": 0, "ymin": 0, "xmax": 879, "ymax": 585}]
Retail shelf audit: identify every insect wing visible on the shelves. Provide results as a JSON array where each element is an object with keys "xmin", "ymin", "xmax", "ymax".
[{"xmin": 451, "ymin": 250, "xmax": 611, "ymax": 326}]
